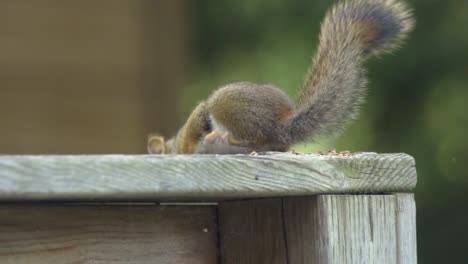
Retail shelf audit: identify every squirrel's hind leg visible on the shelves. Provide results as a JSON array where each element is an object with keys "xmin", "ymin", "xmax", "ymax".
[
  {"xmin": 206, "ymin": 82, "xmax": 294, "ymax": 149},
  {"xmin": 197, "ymin": 130, "xmax": 253, "ymax": 154},
  {"xmin": 203, "ymin": 130, "xmax": 246, "ymax": 146}
]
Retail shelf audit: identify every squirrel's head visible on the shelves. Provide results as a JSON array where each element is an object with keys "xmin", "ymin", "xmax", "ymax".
[{"xmin": 147, "ymin": 134, "xmax": 168, "ymax": 154}]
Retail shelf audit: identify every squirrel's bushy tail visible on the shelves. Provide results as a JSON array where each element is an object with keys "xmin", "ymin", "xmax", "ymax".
[{"xmin": 287, "ymin": 0, "xmax": 414, "ymax": 143}]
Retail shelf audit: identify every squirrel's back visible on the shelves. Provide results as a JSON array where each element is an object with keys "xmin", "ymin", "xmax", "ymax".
[{"xmin": 288, "ymin": 0, "xmax": 414, "ymax": 143}]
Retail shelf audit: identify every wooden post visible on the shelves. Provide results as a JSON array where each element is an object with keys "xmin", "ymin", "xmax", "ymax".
[{"xmin": 0, "ymin": 153, "xmax": 417, "ymax": 263}]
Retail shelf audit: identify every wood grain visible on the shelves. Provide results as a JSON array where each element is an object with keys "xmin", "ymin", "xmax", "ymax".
[
  {"xmin": 0, "ymin": 153, "xmax": 416, "ymax": 201},
  {"xmin": 282, "ymin": 194, "xmax": 417, "ymax": 264},
  {"xmin": 218, "ymin": 199, "xmax": 288, "ymax": 264},
  {"xmin": 396, "ymin": 194, "xmax": 418, "ymax": 264},
  {"xmin": 281, "ymin": 196, "xmax": 320, "ymax": 263},
  {"xmin": 0, "ymin": 204, "xmax": 218, "ymax": 264}
]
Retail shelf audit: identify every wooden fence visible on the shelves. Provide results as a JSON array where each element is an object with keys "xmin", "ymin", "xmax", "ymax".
[{"xmin": 0, "ymin": 153, "xmax": 417, "ymax": 263}]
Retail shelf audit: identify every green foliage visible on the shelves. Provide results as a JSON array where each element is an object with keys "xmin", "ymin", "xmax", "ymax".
[{"xmin": 185, "ymin": 1, "xmax": 468, "ymax": 261}]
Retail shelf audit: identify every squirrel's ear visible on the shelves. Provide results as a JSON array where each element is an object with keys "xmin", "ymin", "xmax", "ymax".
[{"xmin": 147, "ymin": 134, "xmax": 166, "ymax": 154}]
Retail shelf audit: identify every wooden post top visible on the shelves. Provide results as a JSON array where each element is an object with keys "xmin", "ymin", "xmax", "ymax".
[{"xmin": 0, "ymin": 153, "xmax": 416, "ymax": 202}]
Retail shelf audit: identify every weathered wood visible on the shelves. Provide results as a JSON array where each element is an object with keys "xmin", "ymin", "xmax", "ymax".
[
  {"xmin": 281, "ymin": 196, "xmax": 320, "ymax": 263},
  {"xmin": 0, "ymin": 204, "xmax": 218, "ymax": 264},
  {"xmin": 218, "ymin": 199, "xmax": 288, "ymax": 264},
  {"xmin": 0, "ymin": 153, "xmax": 416, "ymax": 201},
  {"xmin": 396, "ymin": 194, "xmax": 418, "ymax": 264},
  {"xmin": 282, "ymin": 194, "xmax": 417, "ymax": 264}
]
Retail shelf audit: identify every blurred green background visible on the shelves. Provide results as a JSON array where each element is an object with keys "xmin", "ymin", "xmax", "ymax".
[{"xmin": 0, "ymin": 0, "xmax": 467, "ymax": 262}]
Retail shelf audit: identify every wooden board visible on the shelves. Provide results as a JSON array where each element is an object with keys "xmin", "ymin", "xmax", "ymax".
[
  {"xmin": 282, "ymin": 194, "xmax": 417, "ymax": 264},
  {"xmin": 0, "ymin": 153, "xmax": 416, "ymax": 201},
  {"xmin": 395, "ymin": 193, "xmax": 418, "ymax": 264},
  {"xmin": 0, "ymin": 204, "xmax": 218, "ymax": 264},
  {"xmin": 217, "ymin": 194, "xmax": 417, "ymax": 264},
  {"xmin": 218, "ymin": 199, "xmax": 288, "ymax": 264}
]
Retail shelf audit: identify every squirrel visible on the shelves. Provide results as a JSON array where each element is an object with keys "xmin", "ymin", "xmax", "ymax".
[{"xmin": 147, "ymin": 0, "xmax": 415, "ymax": 155}]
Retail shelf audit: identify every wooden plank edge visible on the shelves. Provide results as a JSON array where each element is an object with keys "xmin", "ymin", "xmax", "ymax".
[{"xmin": 0, "ymin": 153, "xmax": 416, "ymax": 202}]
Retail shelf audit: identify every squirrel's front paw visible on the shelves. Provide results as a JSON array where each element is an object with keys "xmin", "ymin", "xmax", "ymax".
[{"xmin": 147, "ymin": 134, "xmax": 166, "ymax": 154}]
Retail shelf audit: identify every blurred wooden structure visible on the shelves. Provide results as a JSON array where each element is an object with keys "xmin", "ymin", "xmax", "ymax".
[
  {"xmin": 0, "ymin": 153, "xmax": 417, "ymax": 263},
  {"xmin": 0, "ymin": 1, "xmax": 188, "ymax": 154}
]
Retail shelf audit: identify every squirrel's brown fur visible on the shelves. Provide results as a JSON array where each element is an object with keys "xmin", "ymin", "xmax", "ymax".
[{"xmin": 148, "ymin": 0, "xmax": 415, "ymax": 154}]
